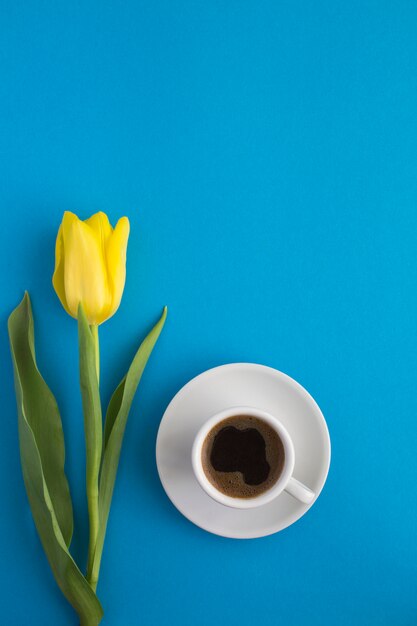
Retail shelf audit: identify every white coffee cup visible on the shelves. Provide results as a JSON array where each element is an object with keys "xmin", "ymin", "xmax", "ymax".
[{"xmin": 191, "ymin": 406, "xmax": 315, "ymax": 509}]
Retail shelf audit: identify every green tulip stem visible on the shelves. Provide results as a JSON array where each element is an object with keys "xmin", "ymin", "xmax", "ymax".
[
  {"xmin": 91, "ymin": 325, "xmax": 100, "ymax": 383},
  {"xmin": 76, "ymin": 313, "xmax": 102, "ymax": 593},
  {"xmin": 87, "ymin": 323, "xmax": 100, "ymax": 591}
]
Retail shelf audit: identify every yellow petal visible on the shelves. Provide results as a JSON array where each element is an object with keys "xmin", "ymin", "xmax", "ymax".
[
  {"xmin": 85, "ymin": 212, "xmax": 113, "ymax": 249},
  {"xmin": 52, "ymin": 223, "xmax": 73, "ymax": 317},
  {"xmin": 63, "ymin": 213, "xmax": 112, "ymax": 324},
  {"xmin": 106, "ymin": 216, "xmax": 130, "ymax": 319}
]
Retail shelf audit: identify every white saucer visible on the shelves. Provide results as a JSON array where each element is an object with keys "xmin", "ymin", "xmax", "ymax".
[{"xmin": 156, "ymin": 363, "xmax": 331, "ymax": 539}]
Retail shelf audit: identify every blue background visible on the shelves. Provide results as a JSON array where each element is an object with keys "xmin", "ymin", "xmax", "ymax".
[{"xmin": 0, "ymin": 1, "xmax": 416, "ymax": 624}]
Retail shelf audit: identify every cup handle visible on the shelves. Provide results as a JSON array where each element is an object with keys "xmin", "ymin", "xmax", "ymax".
[{"xmin": 284, "ymin": 477, "xmax": 315, "ymax": 504}]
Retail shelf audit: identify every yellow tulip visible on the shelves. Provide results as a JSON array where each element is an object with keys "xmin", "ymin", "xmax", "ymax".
[{"xmin": 52, "ymin": 211, "xmax": 130, "ymax": 325}]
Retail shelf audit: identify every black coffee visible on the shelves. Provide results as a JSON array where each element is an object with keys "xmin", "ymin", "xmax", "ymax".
[{"xmin": 201, "ymin": 415, "xmax": 285, "ymax": 498}]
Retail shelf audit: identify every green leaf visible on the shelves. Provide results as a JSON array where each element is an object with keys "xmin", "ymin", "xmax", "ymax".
[
  {"xmin": 91, "ymin": 306, "xmax": 167, "ymax": 583},
  {"xmin": 8, "ymin": 293, "xmax": 103, "ymax": 626},
  {"xmin": 9, "ymin": 293, "xmax": 73, "ymax": 545},
  {"xmin": 77, "ymin": 306, "xmax": 102, "ymax": 587}
]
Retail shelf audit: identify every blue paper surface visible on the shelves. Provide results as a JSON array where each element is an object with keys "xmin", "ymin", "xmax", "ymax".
[{"xmin": 0, "ymin": 1, "xmax": 416, "ymax": 624}]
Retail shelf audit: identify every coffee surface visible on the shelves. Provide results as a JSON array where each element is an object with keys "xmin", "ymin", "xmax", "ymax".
[{"xmin": 201, "ymin": 415, "xmax": 285, "ymax": 498}]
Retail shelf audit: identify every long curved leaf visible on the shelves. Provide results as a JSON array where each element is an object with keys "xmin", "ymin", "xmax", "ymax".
[
  {"xmin": 8, "ymin": 293, "xmax": 103, "ymax": 626},
  {"xmin": 91, "ymin": 307, "xmax": 167, "ymax": 583},
  {"xmin": 9, "ymin": 293, "xmax": 73, "ymax": 544}
]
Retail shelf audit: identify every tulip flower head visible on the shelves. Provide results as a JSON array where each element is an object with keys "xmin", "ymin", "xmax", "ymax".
[{"xmin": 53, "ymin": 211, "xmax": 130, "ymax": 325}]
